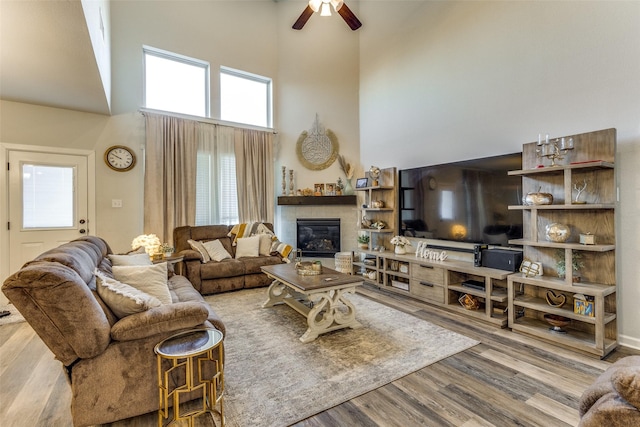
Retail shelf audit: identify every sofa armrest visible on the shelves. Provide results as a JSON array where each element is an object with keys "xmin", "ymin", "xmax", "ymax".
[
  {"xmin": 177, "ymin": 249, "xmax": 203, "ymax": 262},
  {"xmin": 110, "ymin": 301, "xmax": 209, "ymax": 342}
]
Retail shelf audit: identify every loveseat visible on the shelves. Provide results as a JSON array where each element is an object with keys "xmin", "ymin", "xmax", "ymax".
[
  {"xmin": 2, "ymin": 236, "xmax": 224, "ymax": 427},
  {"xmin": 173, "ymin": 223, "xmax": 290, "ymax": 295},
  {"xmin": 579, "ymin": 356, "xmax": 640, "ymax": 426}
]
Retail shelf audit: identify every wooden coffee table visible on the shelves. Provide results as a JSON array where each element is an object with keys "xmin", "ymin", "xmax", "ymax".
[{"xmin": 261, "ymin": 263, "xmax": 363, "ymax": 343}]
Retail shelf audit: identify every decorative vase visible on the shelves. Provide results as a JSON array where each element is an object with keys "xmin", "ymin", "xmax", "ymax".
[
  {"xmin": 394, "ymin": 245, "xmax": 406, "ymax": 255},
  {"xmin": 343, "ymin": 178, "xmax": 354, "ymax": 195}
]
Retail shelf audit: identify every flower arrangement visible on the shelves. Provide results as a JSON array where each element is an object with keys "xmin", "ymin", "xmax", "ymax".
[
  {"xmin": 390, "ymin": 235, "xmax": 411, "ymax": 248},
  {"xmin": 338, "ymin": 155, "xmax": 354, "ymax": 179},
  {"xmin": 131, "ymin": 234, "xmax": 161, "ymax": 256}
]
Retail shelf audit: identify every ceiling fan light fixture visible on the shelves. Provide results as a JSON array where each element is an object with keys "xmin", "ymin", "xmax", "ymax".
[
  {"xmin": 308, "ymin": 0, "xmax": 322, "ymax": 13},
  {"xmin": 331, "ymin": 0, "xmax": 344, "ymax": 12},
  {"xmin": 320, "ymin": 3, "xmax": 332, "ymax": 16}
]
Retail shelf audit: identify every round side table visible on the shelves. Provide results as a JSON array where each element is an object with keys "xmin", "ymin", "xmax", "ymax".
[{"xmin": 155, "ymin": 328, "xmax": 224, "ymax": 427}]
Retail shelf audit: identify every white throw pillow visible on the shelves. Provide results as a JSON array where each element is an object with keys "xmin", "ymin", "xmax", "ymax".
[
  {"xmin": 94, "ymin": 269, "xmax": 161, "ymax": 318},
  {"xmin": 112, "ymin": 263, "xmax": 172, "ymax": 305},
  {"xmin": 235, "ymin": 235, "xmax": 260, "ymax": 258},
  {"xmin": 188, "ymin": 239, "xmax": 211, "ymax": 263},
  {"xmin": 108, "ymin": 253, "xmax": 152, "ymax": 266},
  {"xmin": 257, "ymin": 234, "xmax": 273, "ymax": 256},
  {"xmin": 202, "ymin": 239, "xmax": 232, "ymax": 262}
]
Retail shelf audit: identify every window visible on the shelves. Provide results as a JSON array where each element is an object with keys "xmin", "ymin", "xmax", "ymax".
[
  {"xmin": 195, "ymin": 126, "xmax": 239, "ymax": 226},
  {"xmin": 220, "ymin": 67, "xmax": 272, "ymax": 128},
  {"xmin": 144, "ymin": 46, "xmax": 209, "ymax": 117}
]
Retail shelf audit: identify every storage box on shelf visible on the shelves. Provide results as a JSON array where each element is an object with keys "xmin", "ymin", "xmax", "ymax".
[
  {"xmin": 357, "ymin": 250, "xmax": 512, "ymax": 327},
  {"xmin": 355, "ymin": 167, "xmax": 397, "ymax": 251},
  {"xmin": 507, "ymin": 128, "xmax": 617, "ymax": 358}
]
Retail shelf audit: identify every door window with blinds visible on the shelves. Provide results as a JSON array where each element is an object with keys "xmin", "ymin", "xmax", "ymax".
[{"xmin": 22, "ymin": 164, "xmax": 75, "ymax": 228}]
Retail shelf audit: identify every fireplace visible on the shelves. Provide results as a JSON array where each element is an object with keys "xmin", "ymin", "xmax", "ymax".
[{"xmin": 296, "ymin": 218, "xmax": 340, "ymax": 257}]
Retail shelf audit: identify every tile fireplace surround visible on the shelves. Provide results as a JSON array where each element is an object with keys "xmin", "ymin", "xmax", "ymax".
[{"xmin": 275, "ymin": 205, "xmax": 358, "ymax": 258}]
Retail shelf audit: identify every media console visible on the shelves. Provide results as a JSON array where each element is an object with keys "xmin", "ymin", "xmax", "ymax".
[{"xmin": 354, "ymin": 250, "xmax": 512, "ymax": 327}]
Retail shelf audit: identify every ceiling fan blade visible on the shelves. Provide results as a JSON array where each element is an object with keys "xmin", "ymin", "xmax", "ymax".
[
  {"xmin": 337, "ymin": 2, "xmax": 362, "ymax": 31},
  {"xmin": 293, "ymin": 5, "xmax": 314, "ymax": 30}
]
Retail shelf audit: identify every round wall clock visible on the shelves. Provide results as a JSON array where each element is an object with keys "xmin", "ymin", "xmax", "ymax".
[{"xmin": 104, "ymin": 145, "xmax": 136, "ymax": 172}]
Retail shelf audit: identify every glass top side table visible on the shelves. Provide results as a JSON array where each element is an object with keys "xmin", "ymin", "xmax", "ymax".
[{"xmin": 155, "ymin": 328, "xmax": 224, "ymax": 427}]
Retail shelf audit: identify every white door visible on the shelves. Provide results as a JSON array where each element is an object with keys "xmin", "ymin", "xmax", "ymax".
[{"xmin": 8, "ymin": 150, "xmax": 89, "ymax": 275}]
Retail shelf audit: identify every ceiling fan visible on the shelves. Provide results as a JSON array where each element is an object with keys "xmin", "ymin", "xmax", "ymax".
[{"xmin": 293, "ymin": 0, "xmax": 362, "ymax": 31}]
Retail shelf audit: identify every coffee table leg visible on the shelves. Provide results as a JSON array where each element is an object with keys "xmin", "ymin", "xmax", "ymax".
[
  {"xmin": 262, "ymin": 279, "xmax": 288, "ymax": 308},
  {"xmin": 300, "ymin": 288, "xmax": 362, "ymax": 343}
]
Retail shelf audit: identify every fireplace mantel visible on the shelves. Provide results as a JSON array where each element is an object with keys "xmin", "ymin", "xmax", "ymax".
[{"xmin": 277, "ymin": 196, "xmax": 357, "ymax": 206}]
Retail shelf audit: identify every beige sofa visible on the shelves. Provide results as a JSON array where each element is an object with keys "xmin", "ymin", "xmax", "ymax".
[
  {"xmin": 173, "ymin": 223, "xmax": 287, "ymax": 295},
  {"xmin": 2, "ymin": 236, "xmax": 224, "ymax": 427},
  {"xmin": 579, "ymin": 356, "xmax": 640, "ymax": 426}
]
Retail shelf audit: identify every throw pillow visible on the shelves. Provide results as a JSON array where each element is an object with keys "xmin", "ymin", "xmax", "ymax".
[
  {"xmin": 94, "ymin": 269, "xmax": 162, "ymax": 318},
  {"xmin": 188, "ymin": 239, "xmax": 211, "ymax": 263},
  {"xmin": 112, "ymin": 263, "xmax": 172, "ymax": 305},
  {"xmin": 271, "ymin": 239, "xmax": 293, "ymax": 259},
  {"xmin": 257, "ymin": 234, "xmax": 274, "ymax": 256},
  {"xmin": 202, "ymin": 239, "xmax": 232, "ymax": 262},
  {"xmin": 108, "ymin": 253, "xmax": 152, "ymax": 266},
  {"xmin": 612, "ymin": 367, "xmax": 640, "ymax": 409},
  {"xmin": 235, "ymin": 235, "xmax": 260, "ymax": 258}
]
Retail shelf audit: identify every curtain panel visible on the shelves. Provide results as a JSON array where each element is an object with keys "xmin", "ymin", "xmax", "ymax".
[
  {"xmin": 234, "ymin": 129, "xmax": 275, "ymax": 223},
  {"xmin": 143, "ymin": 113, "xmax": 198, "ymax": 243}
]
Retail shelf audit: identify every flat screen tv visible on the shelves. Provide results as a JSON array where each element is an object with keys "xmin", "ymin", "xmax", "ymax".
[{"xmin": 399, "ymin": 153, "xmax": 523, "ymax": 246}]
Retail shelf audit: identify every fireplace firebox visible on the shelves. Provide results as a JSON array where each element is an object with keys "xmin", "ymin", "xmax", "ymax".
[{"xmin": 296, "ymin": 218, "xmax": 340, "ymax": 258}]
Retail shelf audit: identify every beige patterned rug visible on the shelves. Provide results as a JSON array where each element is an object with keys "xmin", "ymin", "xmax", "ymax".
[{"xmin": 206, "ymin": 288, "xmax": 478, "ymax": 427}]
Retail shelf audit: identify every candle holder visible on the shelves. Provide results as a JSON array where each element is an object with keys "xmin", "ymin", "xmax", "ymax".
[
  {"xmin": 536, "ymin": 134, "xmax": 574, "ymax": 167},
  {"xmin": 282, "ymin": 166, "xmax": 287, "ymax": 195},
  {"xmin": 289, "ymin": 169, "xmax": 295, "ymax": 196}
]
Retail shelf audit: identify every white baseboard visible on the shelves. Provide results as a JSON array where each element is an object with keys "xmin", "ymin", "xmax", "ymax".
[{"xmin": 618, "ymin": 334, "xmax": 640, "ymax": 351}]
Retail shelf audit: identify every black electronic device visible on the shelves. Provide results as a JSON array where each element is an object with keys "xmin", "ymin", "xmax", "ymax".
[
  {"xmin": 481, "ymin": 248, "xmax": 523, "ymax": 272},
  {"xmin": 462, "ymin": 280, "xmax": 486, "ymax": 291},
  {"xmin": 473, "ymin": 244, "xmax": 488, "ymax": 267}
]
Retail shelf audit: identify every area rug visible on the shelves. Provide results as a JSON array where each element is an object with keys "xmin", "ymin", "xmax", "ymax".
[
  {"xmin": 0, "ymin": 304, "xmax": 25, "ymax": 326},
  {"xmin": 206, "ymin": 288, "xmax": 479, "ymax": 427}
]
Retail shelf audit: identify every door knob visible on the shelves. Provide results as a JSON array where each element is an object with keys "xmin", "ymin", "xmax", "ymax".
[
  {"xmin": 79, "ymin": 219, "xmax": 86, "ymax": 224},
  {"xmin": 79, "ymin": 229, "xmax": 86, "ymax": 234}
]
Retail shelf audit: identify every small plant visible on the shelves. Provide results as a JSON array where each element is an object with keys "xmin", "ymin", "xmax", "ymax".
[
  {"xmin": 357, "ymin": 234, "xmax": 370, "ymax": 244},
  {"xmin": 555, "ymin": 249, "xmax": 584, "ymax": 279}
]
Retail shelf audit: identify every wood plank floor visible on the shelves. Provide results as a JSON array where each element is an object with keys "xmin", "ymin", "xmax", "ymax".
[{"xmin": 1, "ymin": 285, "xmax": 637, "ymax": 427}]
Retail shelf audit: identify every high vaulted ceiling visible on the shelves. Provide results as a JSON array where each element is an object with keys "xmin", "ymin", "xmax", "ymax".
[{"xmin": 0, "ymin": 0, "xmax": 110, "ymax": 115}]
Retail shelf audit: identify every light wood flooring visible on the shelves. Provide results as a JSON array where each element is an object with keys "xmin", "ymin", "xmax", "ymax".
[{"xmin": 1, "ymin": 284, "xmax": 638, "ymax": 427}]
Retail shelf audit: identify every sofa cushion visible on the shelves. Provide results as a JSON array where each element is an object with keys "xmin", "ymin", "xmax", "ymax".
[
  {"xmin": 95, "ymin": 269, "xmax": 161, "ymax": 318},
  {"xmin": 108, "ymin": 253, "xmax": 152, "ymax": 266},
  {"xmin": 257, "ymin": 234, "xmax": 274, "ymax": 256},
  {"xmin": 243, "ymin": 255, "xmax": 285, "ymax": 274},
  {"xmin": 203, "ymin": 239, "xmax": 233, "ymax": 262},
  {"xmin": 612, "ymin": 367, "xmax": 640, "ymax": 409},
  {"xmin": 235, "ymin": 235, "xmax": 260, "ymax": 258},
  {"xmin": 188, "ymin": 239, "xmax": 211, "ymax": 262},
  {"xmin": 200, "ymin": 258, "xmax": 245, "ymax": 280},
  {"xmin": 112, "ymin": 263, "xmax": 172, "ymax": 305}
]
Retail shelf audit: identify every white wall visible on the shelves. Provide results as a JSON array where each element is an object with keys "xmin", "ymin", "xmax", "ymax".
[{"xmin": 358, "ymin": 1, "xmax": 640, "ymax": 348}]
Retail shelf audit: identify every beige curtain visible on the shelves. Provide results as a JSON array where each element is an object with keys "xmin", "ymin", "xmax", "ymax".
[
  {"xmin": 144, "ymin": 113, "xmax": 198, "ymax": 243},
  {"xmin": 234, "ymin": 129, "xmax": 275, "ymax": 223}
]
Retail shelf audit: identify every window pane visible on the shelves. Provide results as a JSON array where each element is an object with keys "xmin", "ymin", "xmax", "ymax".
[
  {"xmin": 22, "ymin": 164, "xmax": 74, "ymax": 228},
  {"xmin": 221, "ymin": 69, "xmax": 271, "ymax": 128},
  {"xmin": 144, "ymin": 48, "xmax": 208, "ymax": 117}
]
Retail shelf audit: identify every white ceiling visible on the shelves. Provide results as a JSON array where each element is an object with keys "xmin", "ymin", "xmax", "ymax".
[{"xmin": 0, "ymin": 0, "xmax": 110, "ymax": 115}]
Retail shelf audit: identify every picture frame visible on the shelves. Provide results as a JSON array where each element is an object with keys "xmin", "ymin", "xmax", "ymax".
[
  {"xmin": 314, "ymin": 183, "xmax": 325, "ymax": 196},
  {"xmin": 356, "ymin": 177, "xmax": 369, "ymax": 189},
  {"xmin": 325, "ymin": 183, "xmax": 336, "ymax": 196}
]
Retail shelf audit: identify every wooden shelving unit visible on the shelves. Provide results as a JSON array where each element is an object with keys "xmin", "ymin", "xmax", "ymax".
[
  {"xmin": 356, "ymin": 251, "xmax": 511, "ymax": 328},
  {"xmin": 355, "ymin": 167, "xmax": 397, "ymax": 251},
  {"xmin": 507, "ymin": 128, "xmax": 617, "ymax": 358}
]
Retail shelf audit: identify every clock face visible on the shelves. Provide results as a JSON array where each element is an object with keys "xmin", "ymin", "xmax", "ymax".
[{"xmin": 104, "ymin": 145, "xmax": 136, "ymax": 171}]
